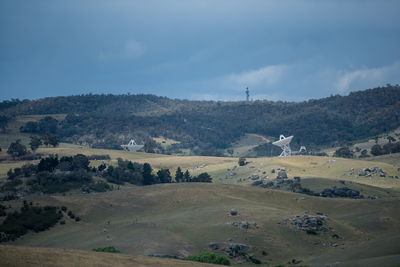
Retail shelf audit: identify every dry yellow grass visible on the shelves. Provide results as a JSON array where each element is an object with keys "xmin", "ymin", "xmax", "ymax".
[{"xmin": 0, "ymin": 245, "xmax": 218, "ymax": 267}]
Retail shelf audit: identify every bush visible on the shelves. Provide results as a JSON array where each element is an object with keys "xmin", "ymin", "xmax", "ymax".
[
  {"xmin": 7, "ymin": 140, "xmax": 27, "ymax": 157},
  {"xmin": 92, "ymin": 246, "xmax": 121, "ymax": 253},
  {"xmin": 186, "ymin": 252, "xmax": 230, "ymax": 265},
  {"xmin": 0, "ymin": 203, "xmax": 62, "ymax": 242},
  {"xmin": 333, "ymin": 147, "xmax": 353, "ymax": 158},
  {"xmin": 87, "ymin": 154, "xmax": 111, "ymax": 160},
  {"xmin": 238, "ymin": 157, "xmax": 247, "ymax": 166},
  {"xmin": 88, "ymin": 181, "xmax": 112, "ymax": 192}
]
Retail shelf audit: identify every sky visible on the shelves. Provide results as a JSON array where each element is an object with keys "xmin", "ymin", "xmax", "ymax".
[{"xmin": 1, "ymin": 0, "xmax": 400, "ymax": 101}]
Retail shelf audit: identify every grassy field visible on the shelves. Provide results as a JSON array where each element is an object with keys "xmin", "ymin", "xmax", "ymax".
[
  {"xmin": 0, "ymin": 245, "xmax": 218, "ymax": 267},
  {"xmin": 224, "ymin": 133, "xmax": 269, "ymax": 157},
  {"xmin": 2, "ymin": 183, "xmax": 400, "ymax": 266},
  {"xmin": 1, "ymin": 117, "xmax": 400, "ymax": 266}
]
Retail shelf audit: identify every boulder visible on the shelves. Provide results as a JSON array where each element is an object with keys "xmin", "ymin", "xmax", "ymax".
[
  {"xmin": 230, "ymin": 208, "xmax": 238, "ymax": 216},
  {"xmin": 232, "ymin": 221, "xmax": 249, "ymax": 229},
  {"xmin": 251, "ymin": 180, "xmax": 263, "ymax": 187},
  {"xmin": 271, "ymin": 169, "xmax": 275, "ymax": 173},
  {"xmin": 250, "ymin": 174, "xmax": 259, "ymax": 180},
  {"xmin": 209, "ymin": 242, "xmax": 218, "ymax": 250},
  {"xmin": 277, "ymin": 170, "xmax": 288, "ymax": 179}
]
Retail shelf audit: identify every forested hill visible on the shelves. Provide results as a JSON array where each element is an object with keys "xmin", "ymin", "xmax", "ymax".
[{"xmin": 2, "ymin": 85, "xmax": 400, "ymax": 154}]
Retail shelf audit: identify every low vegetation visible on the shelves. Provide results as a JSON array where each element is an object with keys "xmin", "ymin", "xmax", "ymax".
[
  {"xmin": 185, "ymin": 252, "xmax": 230, "ymax": 265},
  {"xmin": 92, "ymin": 246, "xmax": 121, "ymax": 253},
  {"xmin": 0, "ymin": 201, "xmax": 62, "ymax": 242}
]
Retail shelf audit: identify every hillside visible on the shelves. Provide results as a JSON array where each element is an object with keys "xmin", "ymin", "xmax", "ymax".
[
  {"xmin": 0, "ymin": 245, "xmax": 218, "ymax": 267},
  {"xmin": 1, "ymin": 85, "xmax": 400, "ymax": 155},
  {"xmin": 2, "ymin": 183, "xmax": 399, "ymax": 266}
]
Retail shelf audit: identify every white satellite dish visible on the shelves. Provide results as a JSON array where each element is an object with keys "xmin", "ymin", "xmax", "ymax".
[
  {"xmin": 121, "ymin": 139, "xmax": 144, "ymax": 152},
  {"xmin": 272, "ymin": 134, "xmax": 293, "ymax": 157}
]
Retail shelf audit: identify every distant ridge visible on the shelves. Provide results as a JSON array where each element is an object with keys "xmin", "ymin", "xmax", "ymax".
[{"xmin": 1, "ymin": 85, "xmax": 399, "ymax": 153}]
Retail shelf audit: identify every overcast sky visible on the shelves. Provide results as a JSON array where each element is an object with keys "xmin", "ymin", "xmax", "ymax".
[{"xmin": 1, "ymin": 0, "xmax": 400, "ymax": 101}]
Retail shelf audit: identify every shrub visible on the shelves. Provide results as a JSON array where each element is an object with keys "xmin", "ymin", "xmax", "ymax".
[
  {"xmin": 333, "ymin": 147, "xmax": 353, "ymax": 158},
  {"xmin": 75, "ymin": 217, "xmax": 81, "ymax": 222},
  {"xmin": 249, "ymin": 256, "xmax": 262, "ymax": 264},
  {"xmin": 0, "ymin": 203, "xmax": 62, "ymax": 242},
  {"xmin": 92, "ymin": 246, "xmax": 121, "ymax": 253},
  {"xmin": 88, "ymin": 181, "xmax": 112, "ymax": 192},
  {"xmin": 87, "ymin": 154, "xmax": 111, "ymax": 160},
  {"xmin": 186, "ymin": 252, "xmax": 230, "ymax": 265}
]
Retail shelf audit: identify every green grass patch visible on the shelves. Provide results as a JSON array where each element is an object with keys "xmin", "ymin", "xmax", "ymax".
[{"xmin": 185, "ymin": 252, "xmax": 230, "ymax": 265}]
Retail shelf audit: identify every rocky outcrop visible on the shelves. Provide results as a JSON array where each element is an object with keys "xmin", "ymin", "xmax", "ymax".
[{"xmin": 282, "ymin": 212, "xmax": 330, "ymax": 233}]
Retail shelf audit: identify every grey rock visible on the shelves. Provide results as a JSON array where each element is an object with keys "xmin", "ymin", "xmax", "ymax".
[
  {"xmin": 277, "ymin": 170, "xmax": 288, "ymax": 179},
  {"xmin": 209, "ymin": 242, "xmax": 218, "ymax": 250},
  {"xmin": 250, "ymin": 174, "xmax": 259, "ymax": 180},
  {"xmin": 230, "ymin": 208, "xmax": 238, "ymax": 216},
  {"xmin": 251, "ymin": 180, "xmax": 263, "ymax": 187}
]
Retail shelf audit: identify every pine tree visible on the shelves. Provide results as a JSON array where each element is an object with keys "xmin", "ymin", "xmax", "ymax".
[
  {"xmin": 175, "ymin": 167, "xmax": 184, "ymax": 182},
  {"xmin": 183, "ymin": 170, "xmax": 191, "ymax": 182},
  {"xmin": 142, "ymin": 163, "xmax": 154, "ymax": 185}
]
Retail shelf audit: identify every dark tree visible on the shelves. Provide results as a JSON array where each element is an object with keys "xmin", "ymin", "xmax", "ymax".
[
  {"xmin": 143, "ymin": 139, "xmax": 158, "ymax": 153},
  {"xmin": 29, "ymin": 136, "xmax": 42, "ymax": 151},
  {"xmin": 0, "ymin": 115, "xmax": 9, "ymax": 132},
  {"xmin": 333, "ymin": 147, "xmax": 353, "ymax": 158},
  {"xmin": 7, "ymin": 140, "xmax": 27, "ymax": 157},
  {"xmin": 43, "ymin": 132, "xmax": 59, "ymax": 147},
  {"xmin": 72, "ymin": 154, "xmax": 90, "ymax": 170},
  {"xmin": 38, "ymin": 155, "xmax": 59, "ymax": 172},
  {"xmin": 196, "ymin": 172, "xmax": 212, "ymax": 182},
  {"xmin": 371, "ymin": 144, "xmax": 383, "ymax": 156},
  {"xmin": 175, "ymin": 167, "xmax": 184, "ymax": 182},
  {"xmin": 183, "ymin": 170, "xmax": 191, "ymax": 182},
  {"xmin": 142, "ymin": 163, "xmax": 154, "ymax": 185},
  {"xmin": 38, "ymin": 116, "xmax": 58, "ymax": 134},
  {"xmin": 157, "ymin": 169, "xmax": 172, "ymax": 183}
]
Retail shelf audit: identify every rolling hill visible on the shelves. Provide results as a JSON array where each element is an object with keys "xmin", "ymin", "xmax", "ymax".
[{"xmin": 1, "ymin": 85, "xmax": 400, "ymax": 154}]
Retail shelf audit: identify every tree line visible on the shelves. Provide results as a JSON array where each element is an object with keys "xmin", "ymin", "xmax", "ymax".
[{"xmin": 2, "ymin": 85, "xmax": 400, "ymax": 155}]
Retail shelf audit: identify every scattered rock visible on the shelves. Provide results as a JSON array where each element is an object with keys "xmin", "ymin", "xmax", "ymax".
[
  {"xmin": 358, "ymin": 166, "xmax": 386, "ymax": 177},
  {"xmin": 236, "ymin": 178, "xmax": 242, "ymax": 183},
  {"xmin": 250, "ymin": 174, "xmax": 259, "ymax": 180},
  {"xmin": 251, "ymin": 180, "xmax": 263, "ymax": 187},
  {"xmin": 230, "ymin": 209, "xmax": 238, "ymax": 216},
  {"xmin": 277, "ymin": 170, "xmax": 288, "ymax": 179},
  {"xmin": 282, "ymin": 212, "xmax": 330, "ymax": 233},
  {"xmin": 232, "ymin": 221, "xmax": 249, "ymax": 229},
  {"xmin": 209, "ymin": 242, "xmax": 218, "ymax": 250},
  {"xmin": 271, "ymin": 169, "xmax": 275, "ymax": 173}
]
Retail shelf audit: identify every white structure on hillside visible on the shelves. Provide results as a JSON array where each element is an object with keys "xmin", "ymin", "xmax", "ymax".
[
  {"xmin": 272, "ymin": 134, "xmax": 293, "ymax": 157},
  {"xmin": 121, "ymin": 139, "xmax": 144, "ymax": 152}
]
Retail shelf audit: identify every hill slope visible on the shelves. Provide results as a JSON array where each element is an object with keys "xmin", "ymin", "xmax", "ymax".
[
  {"xmin": 1, "ymin": 85, "xmax": 400, "ymax": 153},
  {"xmin": 0, "ymin": 245, "xmax": 217, "ymax": 267},
  {"xmin": 4, "ymin": 183, "xmax": 400, "ymax": 266}
]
